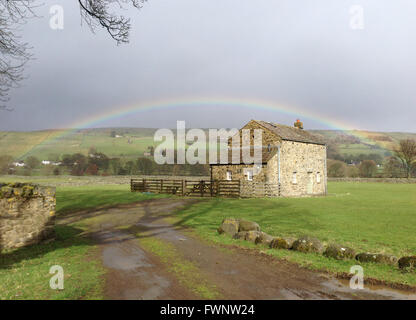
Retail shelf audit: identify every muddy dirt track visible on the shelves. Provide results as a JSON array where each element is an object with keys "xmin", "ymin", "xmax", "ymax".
[{"xmin": 59, "ymin": 199, "xmax": 416, "ymax": 300}]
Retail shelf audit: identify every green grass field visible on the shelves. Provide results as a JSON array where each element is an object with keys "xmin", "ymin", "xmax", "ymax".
[
  {"xmin": 0, "ymin": 128, "xmax": 158, "ymax": 160},
  {"xmin": 1, "ymin": 181, "xmax": 416, "ymax": 299},
  {"xmin": 56, "ymin": 184, "xmax": 167, "ymax": 215},
  {"xmin": 175, "ymin": 182, "xmax": 416, "ymax": 286}
]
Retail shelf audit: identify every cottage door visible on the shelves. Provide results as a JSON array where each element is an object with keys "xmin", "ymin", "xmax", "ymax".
[{"xmin": 307, "ymin": 172, "xmax": 314, "ymax": 194}]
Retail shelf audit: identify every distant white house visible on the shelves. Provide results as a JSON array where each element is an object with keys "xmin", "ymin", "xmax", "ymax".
[
  {"xmin": 13, "ymin": 162, "xmax": 25, "ymax": 167},
  {"xmin": 41, "ymin": 160, "xmax": 61, "ymax": 166}
]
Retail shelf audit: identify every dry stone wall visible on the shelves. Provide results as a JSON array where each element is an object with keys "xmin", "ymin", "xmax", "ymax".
[{"xmin": 0, "ymin": 183, "xmax": 56, "ymax": 250}]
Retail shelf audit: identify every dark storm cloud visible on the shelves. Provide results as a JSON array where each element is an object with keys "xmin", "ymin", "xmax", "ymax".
[{"xmin": 1, "ymin": 0, "xmax": 415, "ymax": 132}]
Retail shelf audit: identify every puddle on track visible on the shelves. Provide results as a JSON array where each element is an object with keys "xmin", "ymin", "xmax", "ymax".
[
  {"xmin": 97, "ymin": 230, "xmax": 177, "ymax": 300},
  {"xmin": 331, "ymin": 278, "xmax": 416, "ymax": 300}
]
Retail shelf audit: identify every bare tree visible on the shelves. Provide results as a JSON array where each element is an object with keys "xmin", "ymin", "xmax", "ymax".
[
  {"xmin": 0, "ymin": 1, "xmax": 34, "ymax": 110},
  {"xmin": 358, "ymin": 160, "xmax": 377, "ymax": 178},
  {"xmin": 394, "ymin": 139, "xmax": 416, "ymax": 178},
  {"xmin": 0, "ymin": 0, "xmax": 146, "ymax": 110},
  {"xmin": 78, "ymin": 0, "xmax": 146, "ymax": 44}
]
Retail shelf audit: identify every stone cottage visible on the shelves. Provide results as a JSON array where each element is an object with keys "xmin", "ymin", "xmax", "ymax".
[{"xmin": 210, "ymin": 120, "xmax": 327, "ymax": 197}]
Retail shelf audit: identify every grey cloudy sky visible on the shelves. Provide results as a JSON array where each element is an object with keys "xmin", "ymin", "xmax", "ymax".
[{"xmin": 1, "ymin": 0, "xmax": 416, "ymax": 132}]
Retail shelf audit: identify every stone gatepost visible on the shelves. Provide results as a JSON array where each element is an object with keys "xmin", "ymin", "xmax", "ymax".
[{"xmin": 0, "ymin": 183, "xmax": 56, "ymax": 250}]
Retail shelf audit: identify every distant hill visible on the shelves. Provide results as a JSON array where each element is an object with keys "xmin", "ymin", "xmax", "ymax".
[
  {"xmin": 0, "ymin": 128, "xmax": 159, "ymax": 161},
  {"xmin": 1, "ymin": 127, "xmax": 416, "ymax": 161},
  {"xmin": 310, "ymin": 130, "xmax": 416, "ymax": 159}
]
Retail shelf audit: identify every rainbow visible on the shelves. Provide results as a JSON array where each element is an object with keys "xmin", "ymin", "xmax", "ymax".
[{"xmin": 16, "ymin": 97, "xmax": 381, "ymax": 159}]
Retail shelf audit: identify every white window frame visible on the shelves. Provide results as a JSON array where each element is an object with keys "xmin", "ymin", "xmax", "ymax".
[
  {"xmin": 316, "ymin": 172, "xmax": 321, "ymax": 183},
  {"xmin": 246, "ymin": 170, "xmax": 253, "ymax": 181},
  {"xmin": 292, "ymin": 172, "xmax": 297, "ymax": 184},
  {"xmin": 226, "ymin": 170, "xmax": 232, "ymax": 181}
]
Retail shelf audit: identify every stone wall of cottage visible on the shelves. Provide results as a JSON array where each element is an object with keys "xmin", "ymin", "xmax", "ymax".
[
  {"xmin": 266, "ymin": 152, "xmax": 279, "ymax": 184},
  {"xmin": 211, "ymin": 164, "xmax": 268, "ymax": 182},
  {"xmin": 279, "ymin": 141, "xmax": 327, "ymax": 197},
  {"xmin": 0, "ymin": 183, "xmax": 56, "ymax": 251},
  {"xmin": 228, "ymin": 120, "xmax": 281, "ymax": 148}
]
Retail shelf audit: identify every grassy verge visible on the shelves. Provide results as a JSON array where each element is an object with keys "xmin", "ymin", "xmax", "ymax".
[
  {"xmin": 138, "ymin": 237, "xmax": 220, "ymax": 299},
  {"xmin": 0, "ymin": 226, "xmax": 104, "ymax": 300},
  {"xmin": 174, "ymin": 182, "xmax": 416, "ymax": 286}
]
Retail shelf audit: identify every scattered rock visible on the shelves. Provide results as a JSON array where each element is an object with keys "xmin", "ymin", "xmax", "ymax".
[
  {"xmin": 238, "ymin": 219, "xmax": 260, "ymax": 232},
  {"xmin": 255, "ymin": 232, "xmax": 275, "ymax": 246},
  {"xmin": 356, "ymin": 253, "xmax": 398, "ymax": 265},
  {"xmin": 270, "ymin": 237, "xmax": 295, "ymax": 250},
  {"xmin": 245, "ymin": 231, "xmax": 262, "ymax": 243},
  {"xmin": 375, "ymin": 254, "xmax": 398, "ymax": 265},
  {"xmin": 355, "ymin": 253, "xmax": 378, "ymax": 263},
  {"xmin": 233, "ymin": 231, "xmax": 249, "ymax": 240},
  {"xmin": 292, "ymin": 236, "xmax": 324, "ymax": 254},
  {"xmin": 324, "ymin": 244, "xmax": 356, "ymax": 260},
  {"xmin": 398, "ymin": 256, "xmax": 416, "ymax": 271},
  {"xmin": 218, "ymin": 218, "xmax": 239, "ymax": 237}
]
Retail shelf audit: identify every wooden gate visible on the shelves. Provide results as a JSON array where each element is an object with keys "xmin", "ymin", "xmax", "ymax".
[
  {"xmin": 131, "ymin": 178, "xmax": 240, "ymax": 198},
  {"xmin": 131, "ymin": 179, "xmax": 183, "ymax": 195},
  {"xmin": 215, "ymin": 180, "xmax": 240, "ymax": 198}
]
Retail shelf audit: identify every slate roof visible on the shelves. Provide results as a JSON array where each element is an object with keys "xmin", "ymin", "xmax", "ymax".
[{"xmin": 255, "ymin": 120, "xmax": 326, "ymax": 145}]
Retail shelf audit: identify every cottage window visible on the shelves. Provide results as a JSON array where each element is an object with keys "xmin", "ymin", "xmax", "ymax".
[
  {"xmin": 292, "ymin": 172, "xmax": 297, "ymax": 184},
  {"xmin": 316, "ymin": 172, "xmax": 321, "ymax": 183},
  {"xmin": 226, "ymin": 171, "xmax": 232, "ymax": 181},
  {"xmin": 246, "ymin": 170, "xmax": 253, "ymax": 181}
]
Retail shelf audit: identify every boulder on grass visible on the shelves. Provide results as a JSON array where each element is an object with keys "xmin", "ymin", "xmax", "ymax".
[
  {"xmin": 270, "ymin": 237, "xmax": 295, "ymax": 250},
  {"xmin": 245, "ymin": 231, "xmax": 262, "ymax": 243},
  {"xmin": 292, "ymin": 236, "xmax": 324, "ymax": 254},
  {"xmin": 375, "ymin": 254, "xmax": 398, "ymax": 266},
  {"xmin": 233, "ymin": 231, "xmax": 249, "ymax": 240},
  {"xmin": 255, "ymin": 232, "xmax": 275, "ymax": 246},
  {"xmin": 356, "ymin": 253, "xmax": 398, "ymax": 265},
  {"xmin": 218, "ymin": 218, "xmax": 239, "ymax": 237},
  {"xmin": 324, "ymin": 244, "xmax": 356, "ymax": 260},
  {"xmin": 355, "ymin": 253, "xmax": 378, "ymax": 263},
  {"xmin": 398, "ymin": 256, "xmax": 416, "ymax": 271},
  {"xmin": 238, "ymin": 219, "xmax": 260, "ymax": 232}
]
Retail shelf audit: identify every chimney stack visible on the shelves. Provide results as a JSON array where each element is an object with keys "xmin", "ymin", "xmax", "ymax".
[{"xmin": 294, "ymin": 119, "xmax": 303, "ymax": 130}]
